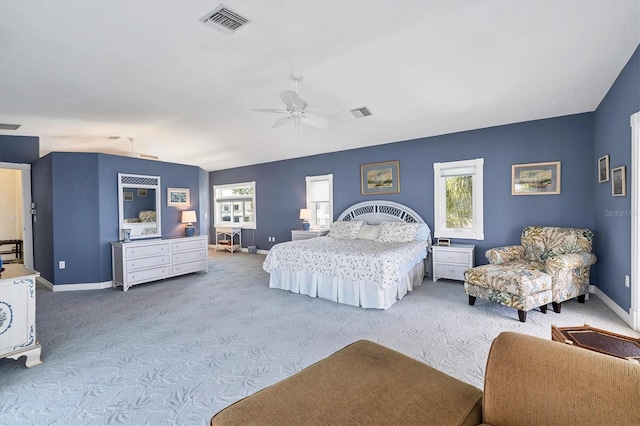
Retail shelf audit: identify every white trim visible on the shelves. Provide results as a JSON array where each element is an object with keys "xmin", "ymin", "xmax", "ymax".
[
  {"xmin": 592, "ymin": 285, "xmax": 634, "ymax": 329},
  {"xmin": 213, "ymin": 181, "xmax": 256, "ymax": 229},
  {"xmin": 305, "ymin": 174, "xmax": 333, "ymax": 230},
  {"xmin": 433, "ymin": 158, "xmax": 484, "ymax": 240},
  {"xmin": 0, "ymin": 162, "xmax": 34, "ymax": 269},
  {"xmin": 37, "ymin": 276, "xmax": 114, "ymax": 291},
  {"xmin": 630, "ymin": 111, "xmax": 640, "ymax": 331}
]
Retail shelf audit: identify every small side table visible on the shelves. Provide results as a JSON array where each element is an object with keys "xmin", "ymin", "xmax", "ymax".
[
  {"xmin": 215, "ymin": 227, "xmax": 242, "ymax": 253},
  {"xmin": 432, "ymin": 243, "xmax": 475, "ymax": 282},
  {"xmin": 291, "ymin": 229, "xmax": 329, "ymax": 241}
]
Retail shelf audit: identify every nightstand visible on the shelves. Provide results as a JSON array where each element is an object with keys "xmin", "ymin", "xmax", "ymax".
[
  {"xmin": 291, "ymin": 229, "xmax": 329, "ymax": 241},
  {"xmin": 432, "ymin": 243, "xmax": 475, "ymax": 282}
]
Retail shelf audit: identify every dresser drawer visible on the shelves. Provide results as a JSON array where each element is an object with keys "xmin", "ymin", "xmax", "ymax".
[
  {"xmin": 127, "ymin": 266, "xmax": 170, "ymax": 284},
  {"xmin": 434, "ymin": 250, "xmax": 472, "ymax": 265},
  {"xmin": 172, "ymin": 238, "xmax": 207, "ymax": 252},
  {"xmin": 126, "ymin": 255, "xmax": 169, "ymax": 271},
  {"xmin": 434, "ymin": 264, "xmax": 469, "ymax": 281},
  {"xmin": 125, "ymin": 243, "xmax": 169, "ymax": 259},
  {"xmin": 172, "ymin": 249, "xmax": 207, "ymax": 263},
  {"xmin": 172, "ymin": 259, "xmax": 208, "ymax": 275}
]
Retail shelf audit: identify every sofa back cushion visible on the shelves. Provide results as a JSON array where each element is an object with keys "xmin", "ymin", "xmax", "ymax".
[
  {"xmin": 483, "ymin": 332, "xmax": 640, "ymax": 425},
  {"xmin": 520, "ymin": 226, "xmax": 593, "ymax": 261}
]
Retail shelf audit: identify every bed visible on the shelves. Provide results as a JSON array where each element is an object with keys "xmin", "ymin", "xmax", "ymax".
[{"xmin": 263, "ymin": 201, "xmax": 432, "ymax": 309}]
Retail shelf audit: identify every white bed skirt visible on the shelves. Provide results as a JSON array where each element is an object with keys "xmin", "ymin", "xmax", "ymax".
[{"xmin": 268, "ymin": 261, "xmax": 425, "ymax": 310}]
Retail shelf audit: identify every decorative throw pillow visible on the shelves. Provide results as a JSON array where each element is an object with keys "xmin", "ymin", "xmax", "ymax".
[
  {"xmin": 375, "ymin": 221, "xmax": 420, "ymax": 243},
  {"xmin": 327, "ymin": 220, "xmax": 364, "ymax": 239},
  {"xmin": 357, "ymin": 224, "xmax": 380, "ymax": 240}
]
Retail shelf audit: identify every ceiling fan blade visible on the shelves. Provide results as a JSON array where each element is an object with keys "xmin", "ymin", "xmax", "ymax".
[
  {"xmin": 140, "ymin": 153, "xmax": 159, "ymax": 160},
  {"xmin": 300, "ymin": 113, "xmax": 328, "ymax": 129},
  {"xmin": 272, "ymin": 115, "xmax": 293, "ymax": 128},
  {"xmin": 250, "ymin": 108, "xmax": 288, "ymax": 113},
  {"xmin": 280, "ymin": 90, "xmax": 306, "ymax": 110}
]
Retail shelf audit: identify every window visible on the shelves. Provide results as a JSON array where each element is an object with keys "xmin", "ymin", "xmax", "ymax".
[
  {"xmin": 433, "ymin": 158, "xmax": 484, "ymax": 240},
  {"xmin": 306, "ymin": 174, "xmax": 333, "ymax": 229},
  {"xmin": 213, "ymin": 181, "xmax": 256, "ymax": 229}
]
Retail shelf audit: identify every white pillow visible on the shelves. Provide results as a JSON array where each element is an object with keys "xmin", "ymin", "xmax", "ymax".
[
  {"xmin": 375, "ymin": 221, "xmax": 420, "ymax": 243},
  {"xmin": 357, "ymin": 224, "xmax": 380, "ymax": 240},
  {"xmin": 327, "ymin": 220, "xmax": 364, "ymax": 240}
]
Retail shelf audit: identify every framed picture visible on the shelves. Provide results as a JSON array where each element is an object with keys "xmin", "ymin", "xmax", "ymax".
[
  {"xmin": 361, "ymin": 160, "xmax": 400, "ymax": 195},
  {"xmin": 598, "ymin": 155, "xmax": 609, "ymax": 183},
  {"xmin": 167, "ymin": 187, "xmax": 190, "ymax": 207},
  {"xmin": 138, "ymin": 188, "xmax": 147, "ymax": 197},
  {"xmin": 123, "ymin": 191, "xmax": 134, "ymax": 201},
  {"xmin": 611, "ymin": 166, "xmax": 626, "ymax": 197},
  {"xmin": 512, "ymin": 161, "xmax": 561, "ymax": 195}
]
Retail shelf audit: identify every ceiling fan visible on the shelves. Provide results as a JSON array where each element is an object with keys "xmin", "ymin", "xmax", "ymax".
[{"xmin": 251, "ymin": 72, "xmax": 330, "ymax": 129}]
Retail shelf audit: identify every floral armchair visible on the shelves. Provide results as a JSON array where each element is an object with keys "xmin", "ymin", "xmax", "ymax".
[{"xmin": 464, "ymin": 226, "xmax": 597, "ymax": 322}]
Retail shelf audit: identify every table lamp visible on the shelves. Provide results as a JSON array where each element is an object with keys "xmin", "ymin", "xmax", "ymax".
[
  {"xmin": 181, "ymin": 210, "xmax": 197, "ymax": 237},
  {"xmin": 299, "ymin": 208, "xmax": 311, "ymax": 231}
]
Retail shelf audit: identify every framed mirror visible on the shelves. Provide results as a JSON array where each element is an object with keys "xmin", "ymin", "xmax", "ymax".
[{"xmin": 118, "ymin": 173, "xmax": 161, "ymax": 240}]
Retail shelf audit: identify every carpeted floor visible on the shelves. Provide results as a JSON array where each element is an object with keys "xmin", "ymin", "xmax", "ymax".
[{"xmin": 1, "ymin": 250, "xmax": 636, "ymax": 425}]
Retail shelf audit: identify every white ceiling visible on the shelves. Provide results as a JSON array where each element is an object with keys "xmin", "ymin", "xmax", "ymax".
[{"xmin": 1, "ymin": 1, "xmax": 638, "ymax": 171}]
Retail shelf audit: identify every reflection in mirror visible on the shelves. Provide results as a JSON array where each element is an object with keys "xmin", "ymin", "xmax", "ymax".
[{"xmin": 118, "ymin": 174, "xmax": 161, "ymax": 240}]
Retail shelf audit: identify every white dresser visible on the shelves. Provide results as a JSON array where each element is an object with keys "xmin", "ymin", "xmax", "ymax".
[
  {"xmin": 0, "ymin": 264, "xmax": 42, "ymax": 367},
  {"xmin": 111, "ymin": 235, "xmax": 208, "ymax": 291},
  {"xmin": 291, "ymin": 229, "xmax": 329, "ymax": 241},
  {"xmin": 432, "ymin": 243, "xmax": 475, "ymax": 282}
]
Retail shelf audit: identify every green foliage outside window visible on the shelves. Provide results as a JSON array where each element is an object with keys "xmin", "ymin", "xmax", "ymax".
[{"xmin": 446, "ymin": 175, "xmax": 473, "ymax": 229}]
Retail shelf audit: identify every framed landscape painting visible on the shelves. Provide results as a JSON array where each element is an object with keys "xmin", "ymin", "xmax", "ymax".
[
  {"xmin": 167, "ymin": 188, "xmax": 190, "ymax": 207},
  {"xmin": 512, "ymin": 161, "xmax": 561, "ymax": 195},
  {"xmin": 361, "ymin": 161, "xmax": 400, "ymax": 195}
]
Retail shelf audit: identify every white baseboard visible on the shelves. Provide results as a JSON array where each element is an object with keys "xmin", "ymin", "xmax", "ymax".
[
  {"xmin": 209, "ymin": 244, "xmax": 268, "ymax": 255},
  {"xmin": 37, "ymin": 276, "xmax": 114, "ymax": 292},
  {"xmin": 590, "ymin": 284, "xmax": 633, "ymax": 328}
]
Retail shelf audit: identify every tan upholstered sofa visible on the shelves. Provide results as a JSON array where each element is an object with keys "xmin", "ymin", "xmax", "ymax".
[{"xmin": 211, "ymin": 332, "xmax": 640, "ymax": 425}]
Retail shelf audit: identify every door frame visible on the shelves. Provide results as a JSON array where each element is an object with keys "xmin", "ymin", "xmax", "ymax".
[
  {"xmin": 630, "ymin": 111, "xmax": 639, "ymax": 332},
  {"xmin": 0, "ymin": 161, "xmax": 33, "ymax": 269}
]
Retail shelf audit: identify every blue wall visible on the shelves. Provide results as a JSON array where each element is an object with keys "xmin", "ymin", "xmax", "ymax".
[
  {"xmin": 31, "ymin": 152, "xmax": 204, "ymax": 285},
  {"xmin": 593, "ymin": 45, "xmax": 639, "ymax": 311},
  {"xmin": 0, "ymin": 135, "xmax": 39, "ymax": 163},
  {"xmin": 211, "ymin": 113, "xmax": 595, "ymax": 265}
]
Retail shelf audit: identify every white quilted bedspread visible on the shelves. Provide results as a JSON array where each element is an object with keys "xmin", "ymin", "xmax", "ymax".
[{"xmin": 263, "ymin": 237, "xmax": 428, "ymax": 290}]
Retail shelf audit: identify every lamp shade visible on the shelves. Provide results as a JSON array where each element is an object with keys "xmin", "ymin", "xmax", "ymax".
[
  {"xmin": 299, "ymin": 209, "xmax": 311, "ymax": 221},
  {"xmin": 181, "ymin": 210, "xmax": 197, "ymax": 224}
]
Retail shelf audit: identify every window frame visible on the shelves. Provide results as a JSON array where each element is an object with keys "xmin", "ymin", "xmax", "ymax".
[
  {"xmin": 305, "ymin": 174, "xmax": 333, "ymax": 230},
  {"xmin": 213, "ymin": 181, "xmax": 256, "ymax": 229},
  {"xmin": 433, "ymin": 158, "xmax": 484, "ymax": 240}
]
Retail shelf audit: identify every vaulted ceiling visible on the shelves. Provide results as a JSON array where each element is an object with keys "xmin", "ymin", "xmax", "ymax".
[{"xmin": 1, "ymin": 1, "xmax": 638, "ymax": 171}]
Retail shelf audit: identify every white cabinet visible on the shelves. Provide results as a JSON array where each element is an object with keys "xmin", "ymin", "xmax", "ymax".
[
  {"xmin": 0, "ymin": 264, "xmax": 42, "ymax": 367},
  {"xmin": 432, "ymin": 244, "xmax": 475, "ymax": 282},
  {"xmin": 291, "ymin": 229, "xmax": 329, "ymax": 241},
  {"xmin": 111, "ymin": 235, "xmax": 208, "ymax": 291},
  {"xmin": 215, "ymin": 227, "xmax": 242, "ymax": 253}
]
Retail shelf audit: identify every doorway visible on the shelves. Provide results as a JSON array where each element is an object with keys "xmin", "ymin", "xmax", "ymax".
[{"xmin": 0, "ymin": 162, "xmax": 33, "ymax": 269}]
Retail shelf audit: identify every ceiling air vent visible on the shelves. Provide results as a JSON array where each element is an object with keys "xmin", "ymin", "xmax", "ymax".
[
  {"xmin": 350, "ymin": 107, "xmax": 372, "ymax": 118},
  {"xmin": 0, "ymin": 123, "xmax": 21, "ymax": 130},
  {"xmin": 200, "ymin": 4, "xmax": 250, "ymax": 33}
]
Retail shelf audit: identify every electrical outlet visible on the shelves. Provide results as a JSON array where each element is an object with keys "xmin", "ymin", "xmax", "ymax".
[
  {"xmin": 625, "ymin": 275, "xmax": 630, "ymax": 288},
  {"xmin": 59, "ymin": 261, "xmax": 66, "ymax": 269}
]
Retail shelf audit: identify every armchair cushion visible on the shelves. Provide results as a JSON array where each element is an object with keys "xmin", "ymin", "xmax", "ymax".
[{"xmin": 486, "ymin": 245, "xmax": 525, "ymax": 265}]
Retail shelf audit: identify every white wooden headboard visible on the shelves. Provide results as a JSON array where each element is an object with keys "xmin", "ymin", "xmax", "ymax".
[{"xmin": 336, "ymin": 200, "xmax": 425, "ymax": 225}]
